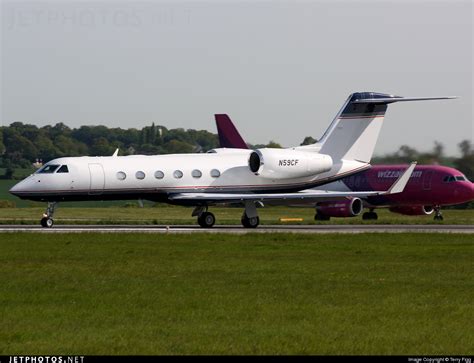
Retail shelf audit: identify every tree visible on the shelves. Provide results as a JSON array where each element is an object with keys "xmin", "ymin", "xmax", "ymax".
[
  {"xmin": 266, "ymin": 141, "xmax": 283, "ymax": 148},
  {"xmin": 454, "ymin": 140, "xmax": 474, "ymax": 181},
  {"xmin": 300, "ymin": 136, "xmax": 317, "ymax": 146}
]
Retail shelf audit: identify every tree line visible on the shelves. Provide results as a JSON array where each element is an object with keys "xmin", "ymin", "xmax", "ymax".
[{"xmin": 0, "ymin": 122, "xmax": 472, "ymax": 182}]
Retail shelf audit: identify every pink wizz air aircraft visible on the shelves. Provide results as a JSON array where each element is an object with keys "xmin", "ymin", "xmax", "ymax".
[
  {"xmin": 10, "ymin": 92, "xmax": 454, "ymax": 228},
  {"xmin": 215, "ymin": 113, "xmax": 474, "ymax": 221}
]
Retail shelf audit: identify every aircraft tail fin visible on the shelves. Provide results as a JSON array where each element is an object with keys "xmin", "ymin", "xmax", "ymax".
[
  {"xmin": 215, "ymin": 114, "xmax": 249, "ymax": 149},
  {"xmin": 314, "ymin": 92, "xmax": 456, "ymax": 164}
]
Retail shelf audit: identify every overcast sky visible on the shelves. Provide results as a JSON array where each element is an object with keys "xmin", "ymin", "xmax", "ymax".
[{"xmin": 1, "ymin": 0, "xmax": 472, "ymax": 156}]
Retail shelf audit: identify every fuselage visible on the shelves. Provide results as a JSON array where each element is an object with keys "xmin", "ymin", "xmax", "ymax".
[
  {"xmin": 319, "ymin": 165, "xmax": 473, "ymax": 207},
  {"xmin": 9, "ymin": 149, "xmax": 369, "ymax": 203}
]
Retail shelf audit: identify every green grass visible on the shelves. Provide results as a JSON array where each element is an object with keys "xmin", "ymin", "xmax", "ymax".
[
  {"xmin": 0, "ymin": 206, "xmax": 472, "ymax": 225},
  {"xmin": 0, "ymin": 233, "xmax": 472, "ymax": 355}
]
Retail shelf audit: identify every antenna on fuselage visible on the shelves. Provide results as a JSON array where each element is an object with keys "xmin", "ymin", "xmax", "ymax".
[{"xmin": 112, "ymin": 148, "xmax": 119, "ymax": 157}]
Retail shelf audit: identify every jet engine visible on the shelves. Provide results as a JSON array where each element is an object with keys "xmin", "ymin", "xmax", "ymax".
[
  {"xmin": 316, "ymin": 198, "xmax": 363, "ymax": 218},
  {"xmin": 248, "ymin": 148, "xmax": 332, "ymax": 179},
  {"xmin": 389, "ymin": 206, "xmax": 434, "ymax": 216}
]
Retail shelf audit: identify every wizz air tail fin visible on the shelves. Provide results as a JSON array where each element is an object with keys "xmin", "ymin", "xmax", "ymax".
[
  {"xmin": 313, "ymin": 92, "xmax": 456, "ymax": 164},
  {"xmin": 215, "ymin": 114, "xmax": 249, "ymax": 149}
]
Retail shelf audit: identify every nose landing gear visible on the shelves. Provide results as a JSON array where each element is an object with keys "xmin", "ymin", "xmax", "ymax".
[
  {"xmin": 433, "ymin": 205, "xmax": 443, "ymax": 221},
  {"xmin": 40, "ymin": 202, "xmax": 57, "ymax": 228}
]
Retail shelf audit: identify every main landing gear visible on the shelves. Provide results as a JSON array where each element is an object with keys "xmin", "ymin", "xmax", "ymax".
[
  {"xmin": 362, "ymin": 208, "xmax": 378, "ymax": 221},
  {"xmin": 433, "ymin": 205, "xmax": 443, "ymax": 221},
  {"xmin": 40, "ymin": 202, "xmax": 57, "ymax": 228},
  {"xmin": 314, "ymin": 213, "xmax": 330, "ymax": 221},
  {"xmin": 193, "ymin": 206, "xmax": 216, "ymax": 228},
  {"xmin": 192, "ymin": 201, "xmax": 261, "ymax": 229}
]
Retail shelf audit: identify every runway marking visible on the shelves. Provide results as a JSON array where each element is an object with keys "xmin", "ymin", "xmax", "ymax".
[{"xmin": 0, "ymin": 225, "xmax": 472, "ymax": 234}]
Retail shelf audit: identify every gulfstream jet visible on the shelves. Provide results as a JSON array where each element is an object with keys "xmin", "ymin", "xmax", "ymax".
[{"xmin": 9, "ymin": 92, "xmax": 454, "ymax": 228}]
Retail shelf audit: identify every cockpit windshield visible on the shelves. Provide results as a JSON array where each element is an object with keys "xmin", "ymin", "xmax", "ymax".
[
  {"xmin": 57, "ymin": 165, "xmax": 69, "ymax": 173},
  {"xmin": 443, "ymin": 175, "xmax": 468, "ymax": 182},
  {"xmin": 37, "ymin": 164, "xmax": 60, "ymax": 174}
]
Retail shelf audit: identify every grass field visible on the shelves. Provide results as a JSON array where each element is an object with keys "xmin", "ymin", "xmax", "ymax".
[
  {"xmin": 0, "ymin": 233, "xmax": 472, "ymax": 355},
  {"xmin": 0, "ymin": 206, "xmax": 473, "ymax": 226}
]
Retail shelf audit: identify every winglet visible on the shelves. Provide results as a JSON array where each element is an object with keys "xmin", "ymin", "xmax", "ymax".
[
  {"xmin": 112, "ymin": 148, "xmax": 119, "ymax": 157},
  {"xmin": 385, "ymin": 162, "xmax": 417, "ymax": 194}
]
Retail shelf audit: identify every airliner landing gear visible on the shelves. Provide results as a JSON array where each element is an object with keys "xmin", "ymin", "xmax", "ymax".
[
  {"xmin": 241, "ymin": 201, "xmax": 260, "ymax": 228},
  {"xmin": 40, "ymin": 202, "xmax": 57, "ymax": 228},
  {"xmin": 433, "ymin": 205, "xmax": 443, "ymax": 221},
  {"xmin": 362, "ymin": 209, "xmax": 378, "ymax": 220},
  {"xmin": 193, "ymin": 206, "xmax": 216, "ymax": 228},
  {"xmin": 314, "ymin": 213, "xmax": 330, "ymax": 221}
]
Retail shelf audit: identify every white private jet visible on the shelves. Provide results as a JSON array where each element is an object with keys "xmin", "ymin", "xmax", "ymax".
[{"xmin": 10, "ymin": 92, "xmax": 454, "ymax": 228}]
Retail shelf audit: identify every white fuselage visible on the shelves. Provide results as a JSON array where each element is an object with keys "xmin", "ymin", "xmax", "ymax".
[{"xmin": 10, "ymin": 148, "xmax": 369, "ymax": 204}]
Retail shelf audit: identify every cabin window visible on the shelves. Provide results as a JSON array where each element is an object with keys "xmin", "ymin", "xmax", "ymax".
[
  {"xmin": 174, "ymin": 170, "xmax": 183, "ymax": 179},
  {"xmin": 210, "ymin": 169, "xmax": 221, "ymax": 178},
  {"xmin": 192, "ymin": 169, "xmax": 202, "ymax": 178},
  {"xmin": 57, "ymin": 165, "xmax": 69, "ymax": 173},
  {"xmin": 116, "ymin": 171, "xmax": 127, "ymax": 180},
  {"xmin": 154, "ymin": 170, "xmax": 164, "ymax": 179},
  {"xmin": 38, "ymin": 164, "xmax": 60, "ymax": 174},
  {"xmin": 136, "ymin": 171, "xmax": 146, "ymax": 180}
]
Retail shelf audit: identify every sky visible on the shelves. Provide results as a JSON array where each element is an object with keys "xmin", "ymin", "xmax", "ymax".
[{"xmin": 1, "ymin": 0, "xmax": 472, "ymax": 156}]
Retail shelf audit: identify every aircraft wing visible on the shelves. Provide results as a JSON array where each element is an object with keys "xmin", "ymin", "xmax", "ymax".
[{"xmin": 169, "ymin": 162, "xmax": 417, "ymax": 204}]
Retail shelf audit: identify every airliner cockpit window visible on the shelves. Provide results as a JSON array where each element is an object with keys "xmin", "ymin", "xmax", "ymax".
[
  {"xmin": 455, "ymin": 176, "xmax": 466, "ymax": 181},
  {"xmin": 57, "ymin": 165, "xmax": 69, "ymax": 173},
  {"xmin": 37, "ymin": 164, "xmax": 60, "ymax": 174}
]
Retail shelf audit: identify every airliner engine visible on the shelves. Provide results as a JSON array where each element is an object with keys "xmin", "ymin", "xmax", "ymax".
[
  {"xmin": 316, "ymin": 198, "xmax": 363, "ymax": 218},
  {"xmin": 248, "ymin": 148, "xmax": 332, "ymax": 179},
  {"xmin": 389, "ymin": 206, "xmax": 434, "ymax": 215}
]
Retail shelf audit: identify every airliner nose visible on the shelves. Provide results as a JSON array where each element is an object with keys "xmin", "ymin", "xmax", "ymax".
[{"xmin": 458, "ymin": 182, "xmax": 474, "ymax": 203}]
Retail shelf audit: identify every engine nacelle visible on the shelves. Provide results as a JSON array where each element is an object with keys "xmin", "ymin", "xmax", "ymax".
[
  {"xmin": 248, "ymin": 148, "xmax": 332, "ymax": 179},
  {"xmin": 316, "ymin": 198, "xmax": 363, "ymax": 218},
  {"xmin": 389, "ymin": 206, "xmax": 434, "ymax": 216}
]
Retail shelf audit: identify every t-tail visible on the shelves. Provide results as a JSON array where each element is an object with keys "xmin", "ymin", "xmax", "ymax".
[{"xmin": 303, "ymin": 92, "xmax": 456, "ymax": 163}]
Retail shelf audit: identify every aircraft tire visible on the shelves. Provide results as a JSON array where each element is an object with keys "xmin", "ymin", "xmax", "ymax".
[
  {"xmin": 362, "ymin": 212, "xmax": 378, "ymax": 220},
  {"xmin": 314, "ymin": 213, "xmax": 330, "ymax": 221},
  {"xmin": 198, "ymin": 212, "xmax": 215, "ymax": 228},
  {"xmin": 241, "ymin": 214, "xmax": 259, "ymax": 228},
  {"xmin": 41, "ymin": 217, "xmax": 54, "ymax": 228}
]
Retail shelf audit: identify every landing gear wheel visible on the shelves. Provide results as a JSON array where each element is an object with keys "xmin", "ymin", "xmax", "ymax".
[
  {"xmin": 40, "ymin": 217, "xmax": 54, "ymax": 228},
  {"xmin": 434, "ymin": 215, "xmax": 444, "ymax": 221},
  {"xmin": 314, "ymin": 213, "xmax": 330, "ymax": 221},
  {"xmin": 362, "ymin": 212, "xmax": 378, "ymax": 220},
  {"xmin": 198, "ymin": 212, "xmax": 215, "ymax": 228},
  {"xmin": 241, "ymin": 214, "xmax": 260, "ymax": 228}
]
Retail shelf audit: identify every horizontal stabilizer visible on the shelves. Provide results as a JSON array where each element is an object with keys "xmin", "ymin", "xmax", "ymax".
[{"xmin": 352, "ymin": 96, "xmax": 457, "ymax": 104}]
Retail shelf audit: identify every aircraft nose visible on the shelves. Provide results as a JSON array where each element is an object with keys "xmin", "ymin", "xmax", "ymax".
[
  {"xmin": 456, "ymin": 182, "xmax": 474, "ymax": 203},
  {"xmin": 9, "ymin": 179, "xmax": 30, "ymax": 197}
]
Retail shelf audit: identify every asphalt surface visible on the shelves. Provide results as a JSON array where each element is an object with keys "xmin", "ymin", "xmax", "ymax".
[{"xmin": 0, "ymin": 224, "xmax": 472, "ymax": 233}]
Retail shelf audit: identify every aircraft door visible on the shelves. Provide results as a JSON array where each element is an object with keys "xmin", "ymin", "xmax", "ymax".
[
  {"xmin": 422, "ymin": 170, "xmax": 433, "ymax": 191},
  {"xmin": 88, "ymin": 163, "xmax": 105, "ymax": 195}
]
